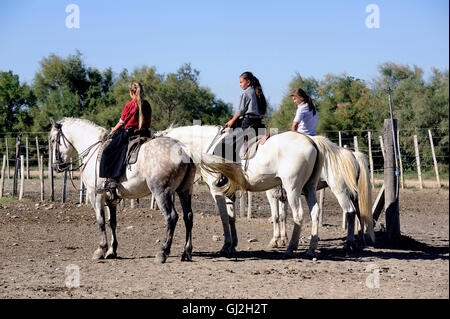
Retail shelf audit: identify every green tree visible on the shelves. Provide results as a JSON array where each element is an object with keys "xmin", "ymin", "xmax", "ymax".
[{"xmin": 0, "ymin": 71, "xmax": 35, "ymax": 133}]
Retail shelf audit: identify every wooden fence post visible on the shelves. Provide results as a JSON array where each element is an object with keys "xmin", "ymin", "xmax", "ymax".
[
  {"xmin": 397, "ymin": 130, "xmax": 404, "ymax": 189},
  {"xmin": 5, "ymin": 137, "xmax": 10, "ymax": 179},
  {"xmin": 48, "ymin": 140, "xmax": 54, "ymax": 201},
  {"xmin": 247, "ymin": 192, "xmax": 253, "ymax": 219},
  {"xmin": 384, "ymin": 119, "xmax": 400, "ymax": 241},
  {"xmin": 79, "ymin": 170, "xmax": 85, "ymax": 205},
  {"xmin": 25, "ymin": 137, "xmax": 29, "ymax": 179},
  {"xmin": 353, "ymin": 136, "xmax": 359, "ymax": 152},
  {"xmin": 62, "ymin": 170, "xmax": 67, "ymax": 203},
  {"xmin": 379, "ymin": 136, "xmax": 386, "ymax": 160},
  {"xmin": 367, "ymin": 131, "xmax": 374, "ymax": 188},
  {"xmin": 0, "ymin": 155, "xmax": 5, "ymax": 198},
  {"xmin": 40, "ymin": 155, "xmax": 44, "ymax": 202},
  {"xmin": 240, "ymin": 191, "xmax": 246, "ymax": 218},
  {"xmin": 19, "ymin": 155, "xmax": 24, "ymax": 200},
  {"xmin": 413, "ymin": 135, "xmax": 423, "ymax": 189},
  {"xmin": 36, "ymin": 136, "xmax": 41, "ymax": 173},
  {"xmin": 428, "ymin": 129, "xmax": 441, "ymax": 188},
  {"xmin": 318, "ymin": 189, "xmax": 325, "ymax": 226}
]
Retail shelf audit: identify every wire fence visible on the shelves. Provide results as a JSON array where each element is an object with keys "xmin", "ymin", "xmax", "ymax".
[
  {"xmin": 0, "ymin": 126, "xmax": 448, "ymax": 187},
  {"xmin": 319, "ymin": 127, "xmax": 448, "ymax": 180}
]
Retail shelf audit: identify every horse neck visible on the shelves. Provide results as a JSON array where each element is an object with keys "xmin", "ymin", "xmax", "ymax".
[
  {"xmin": 166, "ymin": 126, "xmax": 221, "ymax": 152},
  {"xmin": 62, "ymin": 121, "xmax": 105, "ymax": 154}
]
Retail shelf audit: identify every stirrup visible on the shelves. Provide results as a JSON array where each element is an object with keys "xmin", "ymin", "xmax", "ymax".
[{"xmin": 96, "ymin": 180, "xmax": 118, "ymax": 194}]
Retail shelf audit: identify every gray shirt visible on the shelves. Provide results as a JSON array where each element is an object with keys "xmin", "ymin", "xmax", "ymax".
[{"xmin": 238, "ymin": 87, "xmax": 262, "ymax": 117}]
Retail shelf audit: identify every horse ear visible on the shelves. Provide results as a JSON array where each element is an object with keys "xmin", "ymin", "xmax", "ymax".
[{"xmin": 50, "ymin": 117, "xmax": 56, "ymax": 127}]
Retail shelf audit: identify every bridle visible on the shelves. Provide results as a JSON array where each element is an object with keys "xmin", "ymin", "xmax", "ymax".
[{"xmin": 50, "ymin": 122, "xmax": 102, "ymax": 174}]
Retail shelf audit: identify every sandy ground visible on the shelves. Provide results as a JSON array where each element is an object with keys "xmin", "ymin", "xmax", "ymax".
[{"xmin": 0, "ymin": 178, "xmax": 448, "ymax": 299}]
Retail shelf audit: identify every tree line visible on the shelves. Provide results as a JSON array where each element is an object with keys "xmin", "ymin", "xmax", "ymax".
[{"xmin": 0, "ymin": 51, "xmax": 448, "ymax": 170}]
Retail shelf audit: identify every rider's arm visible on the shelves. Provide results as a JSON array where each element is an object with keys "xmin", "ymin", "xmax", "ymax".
[{"xmin": 110, "ymin": 120, "xmax": 124, "ymax": 135}]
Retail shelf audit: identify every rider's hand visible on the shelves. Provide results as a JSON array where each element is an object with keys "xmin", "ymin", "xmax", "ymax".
[{"xmin": 225, "ymin": 120, "xmax": 234, "ymax": 128}]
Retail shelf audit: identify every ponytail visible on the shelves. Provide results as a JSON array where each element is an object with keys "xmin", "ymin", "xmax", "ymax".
[
  {"xmin": 240, "ymin": 72, "xmax": 267, "ymax": 115},
  {"xmin": 130, "ymin": 82, "xmax": 146, "ymax": 130}
]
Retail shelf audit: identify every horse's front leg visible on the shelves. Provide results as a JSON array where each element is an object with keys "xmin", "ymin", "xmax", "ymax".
[
  {"xmin": 89, "ymin": 190, "xmax": 108, "ymax": 260},
  {"xmin": 105, "ymin": 200, "xmax": 118, "ymax": 259}
]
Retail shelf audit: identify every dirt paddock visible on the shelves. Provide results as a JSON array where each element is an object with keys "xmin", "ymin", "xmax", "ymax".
[{"xmin": 0, "ymin": 178, "xmax": 448, "ymax": 299}]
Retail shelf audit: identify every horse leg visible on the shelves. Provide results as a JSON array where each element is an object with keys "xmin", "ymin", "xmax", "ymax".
[
  {"xmin": 284, "ymin": 187, "xmax": 305, "ymax": 258},
  {"xmin": 278, "ymin": 199, "xmax": 289, "ymax": 247},
  {"xmin": 303, "ymin": 186, "xmax": 321, "ymax": 258},
  {"xmin": 154, "ymin": 192, "xmax": 179, "ymax": 264},
  {"xmin": 333, "ymin": 192, "xmax": 358, "ymax": 252},
  {"xmin": 90, "ymin": 192, "xmax": 108, "ymax": 260},
  {"xmin": 266, "ymin": 189, "xmax": 282, "ymax": 248},
  {"xmin": 105, "ymin": 200, "xmax": 118, "ymax": 259},
  {"xmin": 178, "ymin": 191, "xmax": 194, "ymax": 262},
  {"xmin": 353, "ymin": 197, "xmax": 365, "ymax": 249},
  {"xmin": 214, "ymin": 193, "xmax": 235, "ymax": 256},
  {"xmin": 226, "ymin": 195, "xmax": 238, "ymax": 250}
]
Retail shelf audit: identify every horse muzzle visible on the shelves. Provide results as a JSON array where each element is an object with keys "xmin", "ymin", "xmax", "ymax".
[{"xmin": 52, "ymin": 162, "xmax": 69, "ymax": 173}]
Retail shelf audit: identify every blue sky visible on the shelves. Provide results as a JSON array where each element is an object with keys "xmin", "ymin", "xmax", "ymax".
[{"xmin": 0, "ymin": 0, "xmax": 448, "ymax": 111}]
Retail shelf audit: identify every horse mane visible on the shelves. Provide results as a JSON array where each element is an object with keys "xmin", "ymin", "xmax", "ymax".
[
  {"xmin": 155, "ymin": 123, "xmax": 223, "ymax": 137},
  {"xmin": 59, "ymin": 117, "xmax": 108, "ymax": 139}
]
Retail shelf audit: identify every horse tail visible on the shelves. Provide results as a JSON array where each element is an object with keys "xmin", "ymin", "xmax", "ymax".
[
  {"xmin": 353, "ymin": 151, "xmax": 375, "ymax": 243},
  {"xmin": 179, "ymin": 146, "xmax": 250, "ymax": 197},
  {"xmin": 310, "ymin": 136, "xmax": 358, "ymax": 198}
]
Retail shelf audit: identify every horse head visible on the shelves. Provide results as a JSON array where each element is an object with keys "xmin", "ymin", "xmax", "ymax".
[{"xmin": 49, "ymin": 118, "xmax": 76, "ymax": 172}]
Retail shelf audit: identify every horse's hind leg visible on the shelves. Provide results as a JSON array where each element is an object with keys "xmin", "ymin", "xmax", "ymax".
[
  {"xmin": 284, "ymin": 186, "xmax": 305, "ymax": 258},
  {"xmin": 105, "ymin": 200, "xmax": 118, "ymax": 259},
  {"xmin": 178, "ymin": 192, "xmax": 193, "ymax": 261},
  {"xmin": 333, "ymin": 191, "xmax": 358, "ymax": 252},
  {"xmin": 266, "ymin": 189, "xmax": 282, "ymax": 248},
  {"xmin": 225, "ymin": 195, "xmax": 238, "ymax": 250},
  {"xmin": 303, "ymin": 186, "xmax": 321, "ymax": 258},
  {"xmin": 154, "ymin": 192, "xmax": 178, "ymax": 264}
]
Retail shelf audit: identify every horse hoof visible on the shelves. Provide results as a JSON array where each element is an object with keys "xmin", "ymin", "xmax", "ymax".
[
  {"xmin": 283, "ymin": 250, "xmax": 295, "ymax": 259},
  {"xmin": 306, "ymin": 250, "xmax": 317, "ymax": 259},
  {"xmin": 105, "ymin": 249, "xmax": 117, "ymax": 259},
  {"xmin": 92, "ymin": 248, "xmax": 105, "ymax": 260},
  {"xmin": 267, "ymin": 239, "xmax": 279, "ymax": 249},
  {"xmin": 181, "ymin": 252, "xmax": 193, "ymax": 262},
  {"xmin": 343, "ymin": 241, "xmax": 361, "ymax": 254},
  {"xmin": 154, "ymin": 252, "xmax": 167, "ymax": 264}
]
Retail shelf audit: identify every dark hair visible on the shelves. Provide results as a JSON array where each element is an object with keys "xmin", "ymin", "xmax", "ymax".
[
  {"xmin": 240, "ymin": 71, "xmax": 267, "ymax": 115},
  {"xmin": 291, "ymin": 88, "xmax": 316, "ymax": 116}
]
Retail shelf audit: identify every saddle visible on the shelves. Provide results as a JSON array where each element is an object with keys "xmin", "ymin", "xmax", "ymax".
[
  {"xmin": 240, "ymin": 131, "xmax": 271, "ymax": 161},
  {"xmin": 97, "ymin": 129, "xmax": 153, "ymax": 167}
]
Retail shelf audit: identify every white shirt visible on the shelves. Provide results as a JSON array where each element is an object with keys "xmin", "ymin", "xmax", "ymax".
[{"xmin": 293, "ymin": 103, "xmax": 318, "ymax": 136}]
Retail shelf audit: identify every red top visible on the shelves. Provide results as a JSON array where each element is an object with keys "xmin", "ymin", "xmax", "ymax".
[{"xmin": 120, "ymin": 99, "xmax": 151, "ymax": 129}]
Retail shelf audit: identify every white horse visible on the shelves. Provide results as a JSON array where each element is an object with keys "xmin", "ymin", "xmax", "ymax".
[
  {"xmin": 266, "ymin": 140, "xmax": 375, "ymax": 252},
  {"xmin": 49, "ymin": 118, "xmax": 197, "ymax": 263},
  {"xmin": 158, "ymin": 125, "xmax": 374, "ymax": 256}
]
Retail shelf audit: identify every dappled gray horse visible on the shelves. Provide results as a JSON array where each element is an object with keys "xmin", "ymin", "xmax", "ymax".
[{"xmin": 49, "ymin": 117, "xmax": 196, "ymax": 263}]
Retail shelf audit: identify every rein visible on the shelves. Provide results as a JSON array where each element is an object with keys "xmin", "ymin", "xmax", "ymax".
[
  {"xmin": 51, "ymin": 122, "xmax": 104, "ymax": 191},
  {"xmin": 205, "ymin": 126, "xmax": 227, "ymax": 154}
]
